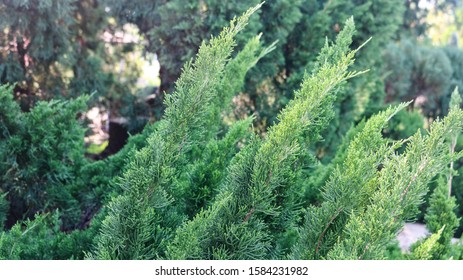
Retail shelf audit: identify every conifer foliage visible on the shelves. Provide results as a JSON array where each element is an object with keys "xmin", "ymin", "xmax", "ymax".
[
  {"xmin": 93, "ymin": 4, "xmax": 269, "ymax": 260},
  {"xmin": 0, "ymin": 84, "xmax": 89, "ymax": 228},
  {"xmin": 1, "ymin": 2, "xmax": 463, "ymax": 260},
  {"xmin": 167, "ymin": 16, "xmax": 369, "ymax": 260},
  {"xmin": 93, "ymin": 6, "xmax": 463, "ymax": 260}
]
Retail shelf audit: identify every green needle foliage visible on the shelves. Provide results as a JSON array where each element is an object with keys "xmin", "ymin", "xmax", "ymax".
[
  {"xmin": 1, "ymin": 2, "xmax": 463, "ymax": 260},
  {"xmin": 166, "ymin": 17, "xmax": 370, "ymax": 260},
  {"xmin": 409, "ymin": 226, "xmax": 445, "ymax": 260},
  {"xmin": 424, "ymin": 178, "xmax": 459, "ymax": 259},
  {"xmin": 0, "ymin": 211, "xmax": 101, "ymax": 260},
  {"xmin": 326, "ymin": 104, "xmax": 463, "ymax": 259},
  {"xmin": 93, "ymin": 4, "xmax": 267, "ymax": 260},
  {"xmin": 291, "ymin": 103, "xmax": 409, "ymax": 260},
  {"xmin": 291, "ymin": 86, "xmax": 463, "ymax": 260},
  {"xmin": 0, "ymin": 84, "xmax": 89, "ymax": 228},
  {"xmin": 422, "ymin": 88, "xmax": 461, "ymax": 260}
]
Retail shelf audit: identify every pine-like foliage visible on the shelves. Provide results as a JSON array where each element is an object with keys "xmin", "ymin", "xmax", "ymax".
[
  {"xmin": 0, "ymin": 211, "xmax": 101, "ymax": 260},
  {"xmin": 424, "ymin": 178, "xmax": 460, "ymax": 259},
  {"xmin": 0, "ymin": 0, "xmax": 146, "ymax": 130},
  {"xmin": 384, "ymin": 42, "xmax": 463, "ymax": 236},
  {"xmin": 422, "ymin": 89, "xmax": 461, "ymax": 259},
  {"xmin": 291, "ymin": 103, "xmax": 409, "ymax": 259},
  {"xmin": 92, "ymin": 4, "xmax": 268, "ymax": 260},
  {"xmin": 409, "ymin": 226, "xmax": 445, "ymax": 260},
  {"xmin": 166, "ymin": 17, "xmax": 369, "ymax": 260},
  {"xmin": 91, "ymin": 10, "xmax": 463, "ymax": 260},
  {"xmin": 0, "ymin": 84, "xmax": 89, "ymax": 228},
  {"xmin": 292, "ymin": 91, "xmax": 463, "ymax": 260},
  {"xmin": 0, "ymin": 0, "xmax": 75, "ymax": 102},
  {"xmin": 105, "ymin": 0, "xmax": 404, "ymax": 141},
  {"xmin": 325, "ymin": 106, "xmax": 463, "ymax": 259},
  {"xmin": 2, "ymin": 2, "xmax": 463, "ymax": 260}
]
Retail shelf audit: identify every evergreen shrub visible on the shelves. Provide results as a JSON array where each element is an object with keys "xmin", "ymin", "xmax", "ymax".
[{"xmin": 0, "ymin": 3, "xmax": 462, "ymax": 260}]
